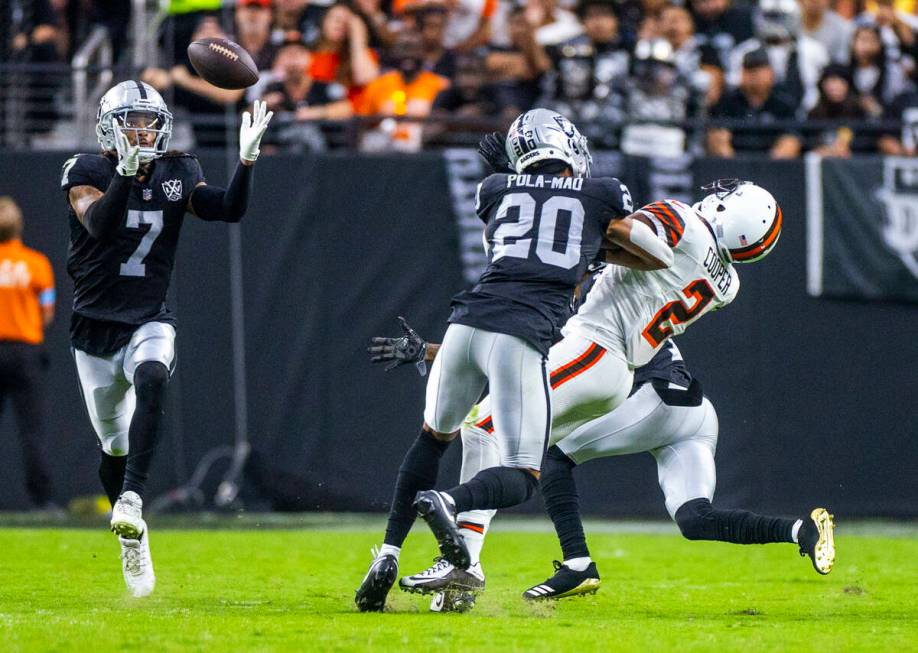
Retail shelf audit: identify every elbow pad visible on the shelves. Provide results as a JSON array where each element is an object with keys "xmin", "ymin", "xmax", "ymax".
[{"xmin": 629, "ymin": 219, "xmax": 674, "ymax": 268}]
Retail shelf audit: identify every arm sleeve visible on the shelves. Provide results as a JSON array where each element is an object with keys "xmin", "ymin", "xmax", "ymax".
[
  {"xmin": 80, "ymin": 174, "xmax": 133, "ymax": 239},
  {"xmin": 638, "ymin": 200, "xmax": 686, "ymax": 247},
  {"xmin": 61, "ymin": 154, "xmax": 129, "ymax": 240},
  {"xmin": 589, "ymin": 177, "xmax": 633, "ymax": 228},
  {"xmin": 188, "ymin": 160, "xmax": 253, "ymax": 223}
]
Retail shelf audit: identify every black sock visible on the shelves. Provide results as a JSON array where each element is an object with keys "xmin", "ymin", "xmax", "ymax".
[
  {"xmin": 446, "ymin": 466, "xmax": 538, "ymax": 513},
  {"xmin": 121, "ymin": 361, "xmax": 170, "ymax": 500},
  {"xmin": 540, "ymin": 445, "xmax": 590, "ymax": 560},
  {"xmin": 675, "ymin": 498, "xmax": 795, "ymax": 544},
  {"xmin": 99, "ymin": 452, "xmax": 127, "ymax": 507},
  {"xmin": 383, "ymin": 428, "xmax": 451, "ymax": 547}
]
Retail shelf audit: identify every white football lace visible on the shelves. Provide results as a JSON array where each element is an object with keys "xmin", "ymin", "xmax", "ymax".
[
  {"xmin": 421, "ymin": 558, "xmax": 452, "ymax": 577},
  {"xmin": 122, "ymin": 544, "xmax": 145, "ymax": 577}
]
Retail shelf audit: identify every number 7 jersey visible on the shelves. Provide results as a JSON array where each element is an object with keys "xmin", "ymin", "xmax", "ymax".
[
  {"xmin": 563, "ymin": 199, "xmax": 740, "ymax": 367},
  {"xmin": 60, "ymin": 152, "xmax": 204, "ymax": 326},
  {"xmin": 449, "ymin": 173, "xmax": 633, "ymax": 355}
]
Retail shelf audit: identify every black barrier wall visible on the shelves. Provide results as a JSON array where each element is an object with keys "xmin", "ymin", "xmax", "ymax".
[{"xmin": 0, "ymin": 152, "xmax": 915, "ymax": 517}]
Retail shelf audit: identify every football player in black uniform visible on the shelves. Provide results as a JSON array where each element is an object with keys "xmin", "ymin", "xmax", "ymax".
[
  {"xmin": 356, "ymin": 109, "xmax": 662, "ymax": 611},
  {"xmin": 61, "ymin": 80, "xmax": 272, "ymax": 597}
]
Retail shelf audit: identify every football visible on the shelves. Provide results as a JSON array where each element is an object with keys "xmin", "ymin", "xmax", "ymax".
[{"xmin": 187, "ymin": 38, "xmax": 259, "ymax": 89}]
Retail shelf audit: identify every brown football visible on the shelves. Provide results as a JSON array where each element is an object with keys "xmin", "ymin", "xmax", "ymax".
[{"xmin": 187, "ymin": 38, "xmax": 259, "ymax": 89}]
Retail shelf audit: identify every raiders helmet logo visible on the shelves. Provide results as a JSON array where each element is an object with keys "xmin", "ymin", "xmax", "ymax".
[
  {"xmin": 162, "ymin": 179, "xmax": 183, "ymax": 202},
  {"xmin": 876, "ymin": 157, "xmax": 918, "ymax": 279}
]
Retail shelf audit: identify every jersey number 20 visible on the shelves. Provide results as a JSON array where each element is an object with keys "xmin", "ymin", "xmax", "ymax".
[
  {"xmin": 491, "ymin": 193, "xmax": 584, "ymax": 269},
  {"xmin": 120, "ymin": 210, "xmax": 164, "ymax": 277},
  {"xmin": 642, "ymin": 279, "xmax": 716, "ymax": 348}
]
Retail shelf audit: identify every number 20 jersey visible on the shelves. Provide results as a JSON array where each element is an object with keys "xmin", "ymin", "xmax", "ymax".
[
  {"xmin": 449, "ymin": 173, "xmax": 632, "ymax": 355},
  {"xmin": 563, "ymin": 199, "xmax": 740, "ymax": 368},
  {"xmin": 60, "ymin": 152, "xmax": 203, "ymax": 327}
]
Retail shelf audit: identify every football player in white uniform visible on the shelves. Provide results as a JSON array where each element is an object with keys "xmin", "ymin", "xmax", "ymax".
[{"xmin": 371, "ymin": 179, "xmax": 832, "ymax": 607}]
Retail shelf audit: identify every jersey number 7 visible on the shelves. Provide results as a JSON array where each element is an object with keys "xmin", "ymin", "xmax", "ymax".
[{"xmin": 642, "ymin": 279, "xmax": 716, "ymax": 348}]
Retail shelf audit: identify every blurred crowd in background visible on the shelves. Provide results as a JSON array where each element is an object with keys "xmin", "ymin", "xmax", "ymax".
[{"xmin": 4, "ymin": 0, "xmax": 918, "ymax": 156}]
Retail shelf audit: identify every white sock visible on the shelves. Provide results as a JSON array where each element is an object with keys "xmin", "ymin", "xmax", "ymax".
[
  {"xmin": 791, "ymin": 519, "xmax": 803, "ymax": 544},
  {"xmin": 459, "ymin": 526, "xmax": 485, "ymax": 566},
  {"xmin": 379, "ymin": 544, "xmax": 401, "ymax": 561},
  {"xmin": 563, "ymin": 556, "xmax": 592, "ymax": 572}
]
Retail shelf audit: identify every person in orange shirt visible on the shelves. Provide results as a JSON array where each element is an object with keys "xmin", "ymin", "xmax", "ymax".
[
  {"xmin": 357, "ymin": 31, "xmax": 450, "ymax": 150},
  {"xmin": 0, "ymin": 197, "xmax": 57, "ymax": 509}
]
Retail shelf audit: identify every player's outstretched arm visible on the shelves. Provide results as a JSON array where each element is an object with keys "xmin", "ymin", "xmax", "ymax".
[
  {"xmin": 368, "ymin": 316, "xmax": 438, "ymax": 375},
  {"xmin": 69, "ymin": 126, "xmax": 139, "ymax": 238},
  {"xmin": 188, "ymin": 100, "xmax": 273, "ymax": 222},
  {"xmin": 605, "ymin": 214, "xmax": 674, "ymax": 270}
]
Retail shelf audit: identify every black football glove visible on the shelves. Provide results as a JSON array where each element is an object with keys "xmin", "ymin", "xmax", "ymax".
[
  {"xmin": 368, "ymin": 316, "xmax": 428, "ymax": 376},
  {"xmin": 477, "ymin": 132, "xmax": 514, "ymax": 174}
]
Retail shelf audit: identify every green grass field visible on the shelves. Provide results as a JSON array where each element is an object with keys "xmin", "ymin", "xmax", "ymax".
[{"xmin": 1, "ymin": 516, "xmax": 915, "ymax": 652}]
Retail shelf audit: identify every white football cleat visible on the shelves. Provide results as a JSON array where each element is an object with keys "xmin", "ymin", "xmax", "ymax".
[
  {"xmin": 120, "ymin": 525, "xmax": 155, "ymax": 598},
  {"xmin": 111, "ymin": 491, "xmax": 145, "ymax": 540}
]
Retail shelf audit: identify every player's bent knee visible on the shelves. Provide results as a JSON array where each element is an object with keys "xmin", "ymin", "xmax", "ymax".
[
  {"xmin": 101, "ymin": 433, "xmax": 129, "ymax": 457},
  {"xmin": 133, "ymin": 361, "xmax": 169, "ymax": 397},
  {"xmin": 674, "ymin": 497, "xmax": 715, "ymax": 540},
  {"xmin": 422, "ymin": 422, "xmax": 459, "ymax": 442}
]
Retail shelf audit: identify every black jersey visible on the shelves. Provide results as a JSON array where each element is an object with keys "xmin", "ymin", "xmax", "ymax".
[
  {"xmin": 449, "ymin": 173, "xmax": 632, "ymax": 355},
  {"xmin": 61, "ymin": 152, "xmax": 204, "ymax": 353}
]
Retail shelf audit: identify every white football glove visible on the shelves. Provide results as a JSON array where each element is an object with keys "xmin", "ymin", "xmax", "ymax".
[
  {"xmin": 239, "ymin": 100, "xmax": 274, "ymax": 163},
  {"xmin": 114, "ymin": 124, "xmax": 140, "ymax": 177}
]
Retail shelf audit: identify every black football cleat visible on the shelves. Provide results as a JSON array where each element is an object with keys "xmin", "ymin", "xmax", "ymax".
[
  {"xmin": 413, "ymin": 491, "xmax": 471, "ymax": 569},
  {"xmin": 522, "ymin": 560, "xmax": 601, "ymax": 601},
  {"xmin": 430, "ymin": 590, "xmax": 478, "ymax": 613},
  {"xmin": 798, "ymin": 507, "xmax": 836, "ymax": 575},
  {"xmin": 355, "ymin": 551, "xmax": 399, "ymax": 612}
]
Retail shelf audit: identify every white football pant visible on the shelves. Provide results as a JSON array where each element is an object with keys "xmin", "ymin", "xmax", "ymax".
[
  {"xmin": 424, "ymin": 323, "xmax": 550, "ymax": 470},
  {"xmin": 73, "ymin": 321, "xmax": 176, "ymax": 456}
]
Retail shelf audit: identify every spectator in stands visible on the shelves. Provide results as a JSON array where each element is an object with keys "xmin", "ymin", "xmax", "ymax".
[
  {"xmin": 707, "ymin": 47, "xmax": 802, "ymax": 158},
  {"xmin": 525, "ymin": 0, "xmax": 585, "ymax": 46},
  {"xmin": 808, "ymin": 63, "xmax": 868, "ymax": 156},
  {"xmin": 310, "ymin": 3, "xmax": 381, "ymax": 106},
  {"xmin": 416, "ymin": 6, "xmax": 457, "ymax": 78},
  {"xmin": 856, "ymin": 0, "xmax": 916, "ymax": 54},
  {"xmin": 443, "ymin": 0, "xmax": 499, "ymax": 52},
  {"xmin": 142, "ymin": 16, "xmax": 245, "ymax": 148},
  {"xmin": 263, "ymin": 41, "xmax": 353, "ymax": 149},
  {"xmin": 431, "ymin": 54, "xmax": 499, "ymax": 116},
  {"xmin": 660, "ymin": 4, "xmax": 724, "ymax": 106},
  {"xmin": 541, "ymin": 0, "xmax": 631, "ymax": 145},
  {"xmin": 799, "ymin": 0, "xmax": 854, "ymax": 63},
  {"xmin": 633, "ymin": 0, "xmax": 671, "ymax": 40},
  {"xmin": 729, "ymin": 0, "xmax": 829, "ymax": 112},
  {"xmin": 0, "ymin": 197, "xmax": 57, "ymax": 511},
  {"xmin": 846, "ymin": 25, "xmax": 912, "ymax": 117},
  {"xmin": 2, "ymin": 0, "xmax": 63, "ymax": 138},
  {"xmin": 273, "ymin": 0, "xmax": 325, "ymax": 46},
  {"xmin": 878, "ymin": 66, "xmax": 918, "ymax": 155},
  {"xmin": 689, "ymin": 0, "xmax": 756, "ymax": 68},
  {"xmin": 485, "ymin": 5, "xmax": 552, "ymax": 118},
  {"xmin": 236, "ymin": 0, "xmax": 278, "ymax": 71},
  {"xmin": 621, "ymin": 38, "xmax": 702, "ymax": 156},
  {"xmin": 352, "ymin": 0, "xmax": 400, "ymax": 50},
  {"xmin": 357, "ymin": 31, "xmax": 450, "ymax": 150}
]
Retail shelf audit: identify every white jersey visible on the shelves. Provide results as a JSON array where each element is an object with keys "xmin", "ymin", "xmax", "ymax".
[{"xmin": 563, "ymin": 199, "xmax": 739, "ymax": 367}]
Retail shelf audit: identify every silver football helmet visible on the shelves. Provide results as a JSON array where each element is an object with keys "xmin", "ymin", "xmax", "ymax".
[
  {"xmin": 505, "ymin": 108, "xmax": 592, "ymax": 178},
  {"xmin": 96, "ymin": 81, "xmax": 173, "ymax": 163}
]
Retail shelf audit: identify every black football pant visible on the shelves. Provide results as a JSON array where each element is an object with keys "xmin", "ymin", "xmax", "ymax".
[{"xmin": 0, "ymin": 342, "xmax": 53, "ymax": 506}]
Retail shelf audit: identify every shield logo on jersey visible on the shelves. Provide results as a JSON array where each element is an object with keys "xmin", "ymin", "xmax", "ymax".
[
  {"xmin": 876, "ymin": 158, "xmax": 918, "ymax": 280},
  {"xmin": 143, "ymin": 188, "xmax": 152, "ymax": 202},
  {"xmin": 162, "ymin": 179, "xmax": 183, "ymax": 202}
]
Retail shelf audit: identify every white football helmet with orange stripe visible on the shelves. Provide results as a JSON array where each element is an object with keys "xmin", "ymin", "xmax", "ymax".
[{"xmin": 693, "ymin": 179, "xmax": 782, "ymax": 263}]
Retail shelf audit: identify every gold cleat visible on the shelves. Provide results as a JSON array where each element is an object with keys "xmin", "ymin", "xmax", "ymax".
[{"xmin": 799, "ymin": 507, "xmax": 835, "ymax": 575}]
